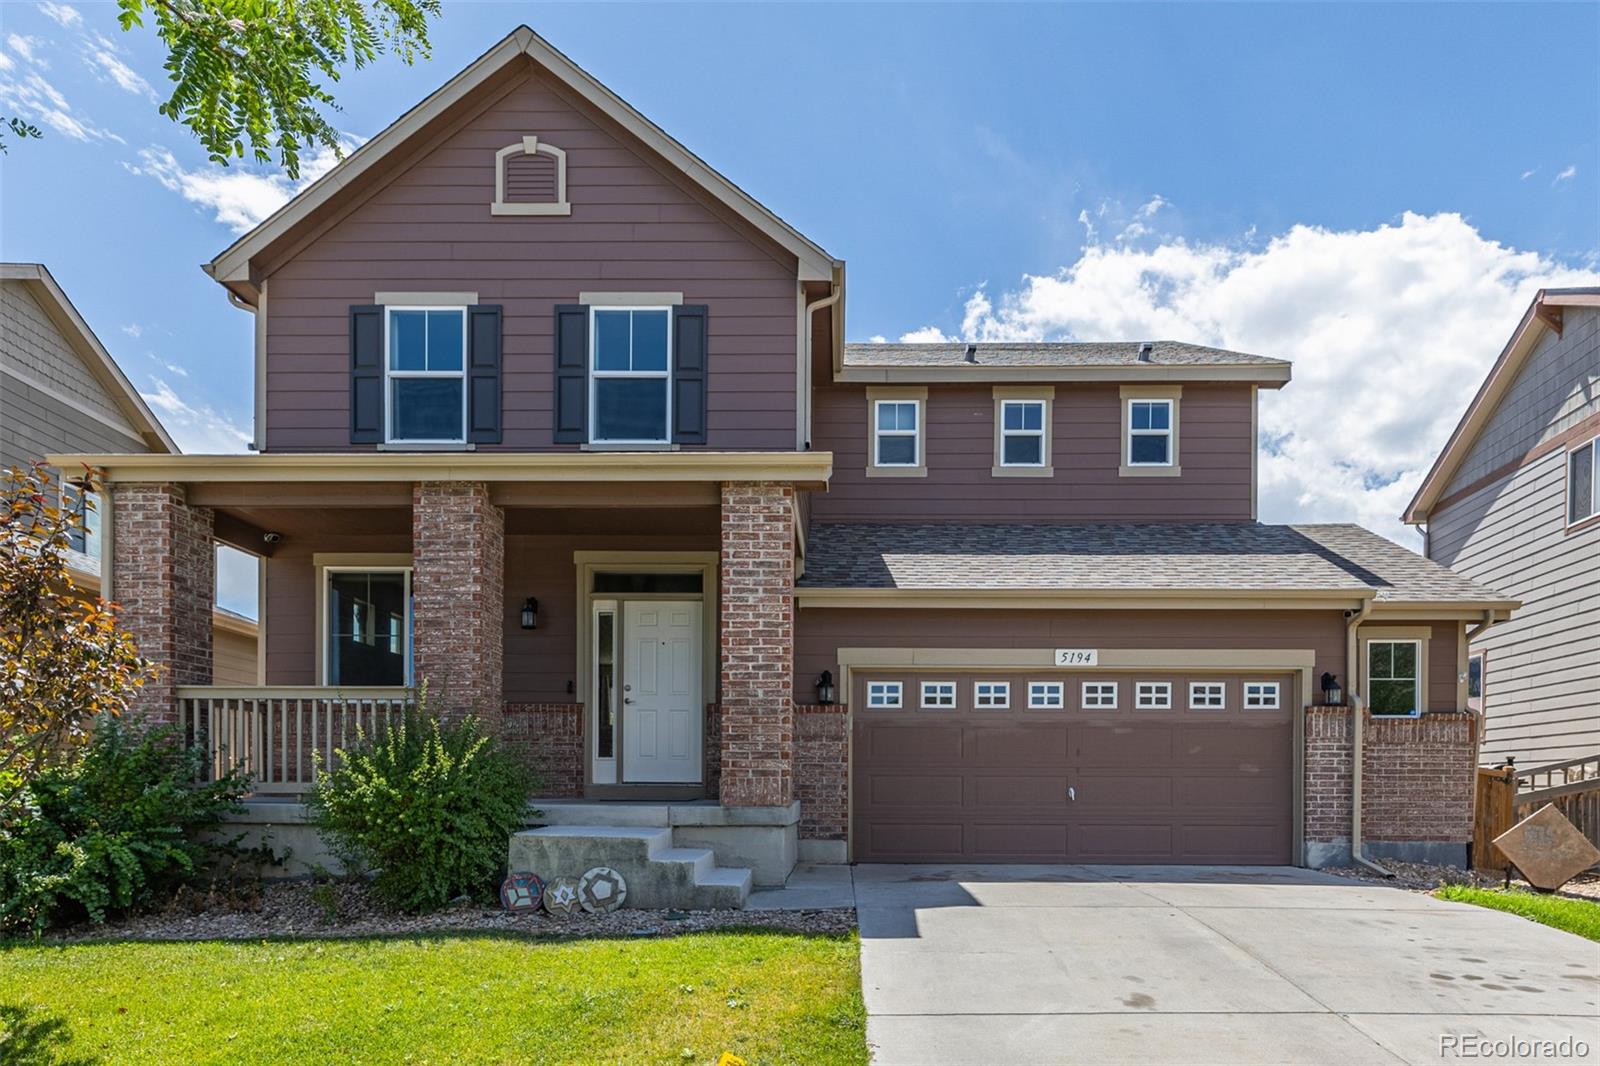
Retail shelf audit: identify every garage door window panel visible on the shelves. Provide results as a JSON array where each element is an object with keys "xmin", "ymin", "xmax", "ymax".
[
  {"xmin": 1028, "ymin": 681, "xmax": 1065, "ymax": 710},
  {"xmin": 1243, "ymin": 682, "xmax": 1280, "ymax": 710},
  {"xmin": 1081, "ymin": 681, "xmax": 1119, "ymax": 710},
  {"xmin": 920, "ymin": 681, "xmax": 958, "ymax": 710},
  {"xmin": 866, "ymin": 681, "xmax": 903, "ymax": 709},
  {"xmin": 1135, "ymin": 681, "xmax": 1173, "ymax": 711},
  {"xmin": 1189, "ymin": 681, "xmax": 1227, "ymax": 711},
  {"xmin": 974, "ymin": 681, "xmax": 1010, "ymax": 709}
]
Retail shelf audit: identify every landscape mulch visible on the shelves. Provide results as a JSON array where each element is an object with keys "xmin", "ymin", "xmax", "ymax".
[{"xmin": 1320, "ymin": 859, "xmax": 1600, "ymax": 901}]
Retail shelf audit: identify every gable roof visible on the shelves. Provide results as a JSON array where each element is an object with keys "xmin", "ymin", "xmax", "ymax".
[
  {"xmin": 204, "ymin": 25, "xmax": 839, "ymax": 299},
  {"xmin": 1404, "ymin": 287, "xmax": 1600, "ymax": 524},
  {"xmin": 839, "ymin": 340, "xmax": 1291, "ymax": 385},
  {"xmin": 0, "ymin": 263, "xmax": 177, "ymax": 453}
]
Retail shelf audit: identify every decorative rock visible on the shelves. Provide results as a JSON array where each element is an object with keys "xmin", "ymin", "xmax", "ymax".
[
  {"xmin": 579, "ymin": 866, "xmax": 628, "ymax": 913},
  {"xmin": 543, "ymin": 876, "xmax": 581, "ymax": 919},
  {"xmin": 1494, "ymin": 803, "xmax": 1600, "ymax": 891},
  {"xmin": 499, "ymin": 872, "xmax": 544, "ymax": 913}
]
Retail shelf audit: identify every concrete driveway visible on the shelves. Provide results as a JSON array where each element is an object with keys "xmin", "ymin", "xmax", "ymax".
[{"xmin": 854, "ymin": 865, "xmax": 1599, "ymax": 1065}]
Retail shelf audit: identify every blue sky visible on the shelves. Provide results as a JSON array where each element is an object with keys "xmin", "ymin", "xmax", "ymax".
[{"xmin": 2, "ymin": 2, "xmax": 1597, "ymax": 616}]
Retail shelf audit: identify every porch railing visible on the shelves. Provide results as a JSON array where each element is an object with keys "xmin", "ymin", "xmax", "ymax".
[{"xmin": 176, "ymin": 686, "xmax": 413, "ymax": 796}]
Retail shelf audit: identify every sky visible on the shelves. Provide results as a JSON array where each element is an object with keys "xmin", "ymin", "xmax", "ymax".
[{"xmin": 2, "ymin": 2, "xmax": 1597, "ymax": 618}]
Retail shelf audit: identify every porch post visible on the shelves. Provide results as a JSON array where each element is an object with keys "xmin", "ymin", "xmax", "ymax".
[
  {"xmin": 111, "ymin": 482, "xmax": 214, "ymax": 725},
  {"xmin": 718, "ymin": 481, "xmax": 796, "ymax": 807},
  {"xmin": 411, "ymin": 481, "xmax": 504, "ymax": 730}
]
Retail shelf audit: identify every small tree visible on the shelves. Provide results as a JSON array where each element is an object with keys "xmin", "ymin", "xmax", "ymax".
[{"xmin": 0, "ymin": 464, "xmax": 153, "ymax": 816}]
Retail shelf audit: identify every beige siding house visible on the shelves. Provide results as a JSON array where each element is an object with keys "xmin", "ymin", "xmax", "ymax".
[
  {"xmin": 1, "ymin": 263, "xmax": 259, "ymax": 680},
  {"xmin": 1406, "ymin": 290, "xmax": 1600, "ymax": 766}
]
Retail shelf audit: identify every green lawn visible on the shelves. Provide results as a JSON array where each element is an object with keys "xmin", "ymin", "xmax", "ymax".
[
  {"xmin": 1436, "ymin": 884, "xmax": 1600, "ymax": 942},
  {"xmin": 0, "ymin": 930, "xmax": 867, "ymax": 1066}
]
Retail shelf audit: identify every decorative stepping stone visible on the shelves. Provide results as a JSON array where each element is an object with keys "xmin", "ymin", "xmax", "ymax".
[
  {"xmin": 499, "ymin": 872, "xmax": 544, "ymax": 913},
  {"xmin": 579, "ymin": 866, "xmax": 628, "ymax": 913},
  {"xmin": 543, "ymin": 875, "xmax": 581, "ymax": 919},
  {"xmin": 1495, "ymin": 803, "xmax": 1600, "ymax": 891}
]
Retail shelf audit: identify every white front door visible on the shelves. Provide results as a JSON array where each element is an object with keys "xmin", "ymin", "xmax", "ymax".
[{"xmin": 622, "ymin": 600, "xmax": 702, "ymax": 783}]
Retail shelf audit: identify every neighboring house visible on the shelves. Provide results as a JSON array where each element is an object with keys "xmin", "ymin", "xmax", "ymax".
[
  {"xmin": 2, "ymin": 262, "xmax": 259, "ymax": 686},
  {"xmin": 47, "ymin": 27, "xmax": 1513, "ymax": 892},
  {"xmin": 1405, "ymin": 289, "xmax": 1600, "ymax": 767}
]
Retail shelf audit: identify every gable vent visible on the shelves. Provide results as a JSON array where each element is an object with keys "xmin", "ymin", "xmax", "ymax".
[{"xmin": 491, "ymin": 135, "xmax": 572, "ymax": 216}]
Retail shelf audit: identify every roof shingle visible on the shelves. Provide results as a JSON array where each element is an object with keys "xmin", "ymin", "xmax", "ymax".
[{"xmin": 842, "ymin": 340, "xmax": 1286, "ymax": 369}]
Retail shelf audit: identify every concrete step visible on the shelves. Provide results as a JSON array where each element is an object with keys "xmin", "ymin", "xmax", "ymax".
[{"xmin": 508, "ymin": 825, "xmax": 751, "ymax": 910}]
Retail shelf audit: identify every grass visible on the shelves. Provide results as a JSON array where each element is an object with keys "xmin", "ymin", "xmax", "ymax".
[
  {"xmin": 1435, "ymin": 884, "xmax": 1600, "ymax": 942},
  {"xmin": 0, "ymin": 929, "xmax": 867, "ymax": 1066}
]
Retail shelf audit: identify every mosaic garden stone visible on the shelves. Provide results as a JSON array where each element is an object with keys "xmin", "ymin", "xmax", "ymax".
[
  {"xmin": 499, "ymin": 872, "xmax": 544, "ymax": 913},
  {"xmin": 542, "ymin": 876, "xmax": 581, "ymax": 919},
  {"xmin": 578, "ymin": 866, "xmax": 628, "ymax": 913},
  {"xmin": 1494, "ymin": 803, "xmax": 1600, "ymax": 891}
]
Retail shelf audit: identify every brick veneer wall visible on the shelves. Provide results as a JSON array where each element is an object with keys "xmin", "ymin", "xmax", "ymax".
[
  {"xmin": 1305, "ymin": 706, "xmax": 1478, "ymax": 853},
  {"xmin": 704, "ymin": 703, "xmax": 721, "ymax": 799},
  {"xmin": 718, "ymin": 481, "xmax": 795, "ymax": 807},
  {"xmin": 796, "ymin": 703, "xmax": 848, "ymax": 841},
  {"xmin": 503, "ymin": 702, "xmax": 584, "ymax": 798},
  {"xmin": 412, "ymin": 482, "xmax": 504, "ymax": 728},
  {"xmin": 112, "ymin": 482, "xmax": 214, "ymax": 724}
]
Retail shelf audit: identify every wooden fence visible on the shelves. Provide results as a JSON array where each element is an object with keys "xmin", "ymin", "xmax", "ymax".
[
  {"xmin": 176, "ymin": 687, "xmax": 413, "ymax": 796},
  {"xmin": 1473, "ymin": 754, "xmax": 1600, "ymax": 873}
]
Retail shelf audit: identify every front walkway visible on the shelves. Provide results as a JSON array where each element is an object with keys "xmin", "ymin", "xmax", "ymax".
[{"xmin": 853, "ymin": 864, "xmax": 1599, "ymax": 1065}]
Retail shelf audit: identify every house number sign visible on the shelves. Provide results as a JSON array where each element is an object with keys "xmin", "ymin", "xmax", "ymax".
[{"xmin": 1054, "ymin": 649, "xmax": 1099, "ymax": 666}]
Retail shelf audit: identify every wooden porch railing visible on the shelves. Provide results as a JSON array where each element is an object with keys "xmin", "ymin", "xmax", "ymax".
[
  {"xmin": 176, "ymin": 686, "xmax": 413, "ymax": 796},
  {"xmin": 1473, "ymin": 754, "xmax": 1600, "ymax": 873}
]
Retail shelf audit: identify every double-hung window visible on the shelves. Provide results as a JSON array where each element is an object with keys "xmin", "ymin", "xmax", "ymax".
[
  {"xmin": 387, "ymin": 307, "xmax": 466, "ymax": 443},
  {"xmin": 1000, "ymin": 400, "xmax": 1046, "ymax": 467},
  {"xmin": 324, "ymin": 568, "xmax": 412, "ymax": 686},
  {"xmin": 591, "ymin": 307, "xmax": 672, "ymax": 444},
  {"xmin": 62, "ymin": 480, "xmax": 100, "ymax": 557},
  {"xmin": 874, "ymin": 400, "xmax": 921, "ymax": 468},
  {"xmin": 1127, "ymin": 399, "xmax": 1174, "ymax": 466},
  {"xmin": 1569, "ymin": 437, "xmax": 1597, "ymax": 526},
  {"xmin": 1367, "ymin": 640, "xmax": 1421, "ymax": 716}
]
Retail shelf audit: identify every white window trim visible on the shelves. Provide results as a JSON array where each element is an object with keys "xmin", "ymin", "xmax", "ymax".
[
  {"xmin": 1126, "ymin": 398, "xmax": 1175, "ymax": 467},
  {"xmin": 1365, "ymin": 638, "xmax": 1424, "ymax": 717},
  {"xmin": 318, "ymin": 564, "xmax": 414, "ymax": 687},
  {"xmin": 867, "ymin": 681, "xmax": 904, "ymax": 709},
  {"xmin": 873, "ymin": 399, "xmax": 921, "ymax": 467},
  {"xmin": 1135, "ymin": 681, "xmax": 1173, "ymax": 710},
  {"xmin": 60, "ymin": 479, "xmax": 100, "ymax": 561},
  {"xmin": 1188, "ymin": 681, "xmax": 1227, "ymax": 711},
  {"xmin": 1566, "ymin": 435, "xmax": 1598, "ymax": 529},
  {"xmin": 1243, "ymin": 681, "xmax": 1281, "ymax": 711},
  {"xmin": 865, "ymin": 387, "xmax": 927, "ymax": 477},
  {"xmin": 1081, "ymin": 681, "xmax": 1119, "ymax": 710},
  {"xmin": 920, "ymin": 681, "xmax": 957, "ymax": 709},
  {"xmin": 974, "ymin": 681, "xmax": 1011, "ymax": 709},
  {"xmin": 588, "ymin": 305, "xmax": 674, "ymax": 446},
  {"xmin": 993, "ymin": 390, "xmax": 1052, "ymax": 477},
  {"xmin": 384, "ymin": 305, "xmax": 468, "ymax": 445},
  {"xmin": 1028, "ymin": 681, "xmax": 1065, "ymax": 710}
]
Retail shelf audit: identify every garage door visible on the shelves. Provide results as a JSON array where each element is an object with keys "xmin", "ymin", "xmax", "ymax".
[{"xmin": 852, "ymin": 670, "xmax": 1294, "ymax": 864}]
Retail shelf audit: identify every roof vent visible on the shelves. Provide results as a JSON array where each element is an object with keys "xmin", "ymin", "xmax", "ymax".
[
  {"xmin": 1137, "ymin": 341, "xmax": 1154, "ymax": 362},
  {"xmin": 964, "ymin": 343, "xmax": 978, "ymax": 363}
]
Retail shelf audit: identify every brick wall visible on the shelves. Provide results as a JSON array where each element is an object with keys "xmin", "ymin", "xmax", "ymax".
[
  {"xmin": 112, "ymin": 482, "xmax": 214, "ymax": 724},
  {"xmin": 1305, "ymin": 706, "xmax": 1478, "ymax": 849},
  {"xmin": 412, "ymin": 482, "xmax": 504, "ymax": 727},
  {"xmin": 718, "ymin": 481, "xmax": 795, "ymax": 807},
  {"xmin": 796, "ymin": 703, "xmax": 848, "ymax": 841},
  {"xmin": 503, "ymin": 702, "xmax": 584, "ymax": 798},
  {"xmin": 704, "ymin": 703, "xmax": 721, "ymax": 799}
]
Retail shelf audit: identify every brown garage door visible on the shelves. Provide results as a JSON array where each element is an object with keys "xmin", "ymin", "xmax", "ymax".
[{"xmin": 852, "ymin": 670, "xmax": 1294, "ymax": 864}]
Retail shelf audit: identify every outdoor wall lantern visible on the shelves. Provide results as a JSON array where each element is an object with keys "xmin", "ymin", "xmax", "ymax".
[
  {"xmin": 1320, "ymin": 671, "xmax": 1343, "ymax": 706},
  {"xmin": 521, "ymin": 597, "xmax": 539, "ymax": 631},
  {"xmin": 816, "ymin": 670, "xmax": 836, "ymax": 706}
]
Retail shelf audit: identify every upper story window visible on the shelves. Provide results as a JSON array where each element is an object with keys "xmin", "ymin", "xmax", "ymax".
[
  {"xmin": 1120, "ymin": 386, "xmax": 1181, "ymax": 477},
  {"xmin": 386, "ymin": 307, "xmax": 466, "ymax": 443},
  {"xmin": 867, "ymin": 389, "xmax": 926, "ymax": 477},
  {"xmin": 993, "ymin": 387, "xmax": 1054, "ymax": 477},
  {"xmin": 591, "ymin": 307, "xmax": 671, "ymax": 444},
  {"xmin": 1569, "ymin": 436, "xmax": 1596, "ymax": 526}
]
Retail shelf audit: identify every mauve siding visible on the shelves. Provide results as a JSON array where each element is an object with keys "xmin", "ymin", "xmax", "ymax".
[
  {"xmin": 263, "ymin": 69, "xmax": 798, "ymax": 451},
  {"xmin": 808, "ymin": 382, "xmax": 1255, "ymax": 522}
]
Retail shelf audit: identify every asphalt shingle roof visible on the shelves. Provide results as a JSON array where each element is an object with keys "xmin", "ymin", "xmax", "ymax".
[
  {"xmin": 798, "ymin": 522, "xmax": 1509, "ymax": 604},
  {"xmin": 842, "ymin": 340, "xmax": 1286, "ymax": 369}
]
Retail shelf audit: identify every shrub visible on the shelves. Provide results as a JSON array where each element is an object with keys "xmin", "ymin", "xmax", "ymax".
[
  {"xmin": 0, "ymin": 715, "xmax": 250, "ymax": 935},
  {"xmin": 307, "ymin": 709, "xmax": 536, "ymax": 913}
]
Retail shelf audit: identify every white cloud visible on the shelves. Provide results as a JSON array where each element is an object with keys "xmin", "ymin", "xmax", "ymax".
[
  {"xmin": 895, "ymin": 211, "xmax": 1600, "ymax": 543},
  {"xmin": 121, "ymin": 323, "xmax": 142, "ymax": 338},
  {"xmin": 1520, "ymin": 168, "xmax": 1537, "ymax": 180},
  {"xmin": 140, "ymin": 378, "xmax": 250, "ymax": 453},
  {"xmin": 898, "ymin": 325, "xmax": 955, "ymax": 343},
  {"xmin": 0, "ymin": 30, "xmax": 124, "ymax": 143},
  {"xmin": 1553, "ymin": 165, "xmax": 1577, "ymax": 186},
  {"xmin": 6, "ymin": 34, "xmax": 46, "ymax": 67},
  {"xmin": 38, "ymin": 3, "xmax": 83, "ymax": 29},
  {"xmin": 126, "ymin": 141, "xmax": 352, "ymax": 232},
  {"xmin": 85, "ymin": 32, "xmax": 156, "ymax": 100}
]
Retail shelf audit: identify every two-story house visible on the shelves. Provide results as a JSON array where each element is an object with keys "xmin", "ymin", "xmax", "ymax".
[
  {"xmin": 1405, "ymin": 289, "xmax": 1599, "ymax": 768},
  {"xmin": 51, "ymin": 27, "xmax": 1515, "ymax": 897}
]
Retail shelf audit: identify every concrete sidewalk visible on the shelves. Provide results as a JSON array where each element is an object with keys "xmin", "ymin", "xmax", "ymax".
[{"xmin": 854, "ymin": 864, "xmax": 1599, "ymax": 1065}]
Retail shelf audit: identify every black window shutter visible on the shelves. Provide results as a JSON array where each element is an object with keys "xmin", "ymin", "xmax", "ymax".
[
  {"xmin": 349, "ymin": 304, "xmax": 383, "ymax": 443},
  {"xmin": 673, "ymin": 304, "xmax": 708, "ymax": 445},
  {"xmin": 467, "ymin": 304, "xmax": 503, "ymax": 444},
  {"xmin": 553, "ymin": 304, "xmax": 589, "ymax": 443}
]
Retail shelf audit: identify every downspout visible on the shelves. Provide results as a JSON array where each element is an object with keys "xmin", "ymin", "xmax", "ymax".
[
  {"xmin": 802, "ymin": 283, "xmax": 842, "ymax": 450},
  {"xmin": 1346, "ymin": 598, "xmax": 1393, "ymax": 877}
]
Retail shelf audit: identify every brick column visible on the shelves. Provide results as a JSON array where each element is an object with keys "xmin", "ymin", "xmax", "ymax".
[
  {"xmin": 719, "ymin": 481, "xmax": 795, "ymax": 807},
  {"xmin": 111, "ymin": 482, "xmax": 214, "ymax": 724},
  {"xmin": 412, "ymin": 481, "xmax": 504, "ymax": 728}
]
